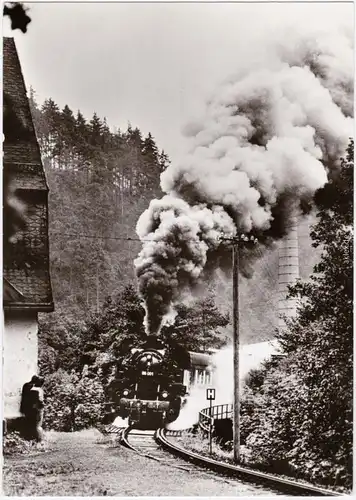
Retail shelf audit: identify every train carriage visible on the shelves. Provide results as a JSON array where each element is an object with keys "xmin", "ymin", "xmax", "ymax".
[{"xmin": 186, "ymin": 351, "xmax": 213, "ymax": 387}]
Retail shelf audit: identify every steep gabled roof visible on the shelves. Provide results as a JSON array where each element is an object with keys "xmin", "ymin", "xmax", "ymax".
[{"xmin": 3, "ymin": 37, "xmax": 54, "ymax": 312}]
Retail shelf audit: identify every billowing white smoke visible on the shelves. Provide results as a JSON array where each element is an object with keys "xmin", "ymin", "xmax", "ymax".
[
  {"xmin": 168, "ymin": 341, "xmax": 279, "ymax": 430},
  {"xmin": 113, "ymin": 416, "xmax": 129, "ymax": 427},
  {"xmin": 135, "ymin": 26, "xmax": 353, "ymax": 335}
]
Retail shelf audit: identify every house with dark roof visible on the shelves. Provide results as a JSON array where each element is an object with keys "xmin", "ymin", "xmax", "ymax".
[{"xmin": 3, "ymin": 37, "xmax": 53, "ymax": 423}]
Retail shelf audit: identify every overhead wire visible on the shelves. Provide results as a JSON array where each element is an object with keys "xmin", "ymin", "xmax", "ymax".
[
  {"xmin": 51, "ymin": 230, "xmax": 312, "ymax": 241},
  {"xmin": 50, "ymin": 232, "xmax": 151, "ymax": 242},
  {"xmin": 49, "ymin": 230, "xmax": 311, "ymax": 276}
]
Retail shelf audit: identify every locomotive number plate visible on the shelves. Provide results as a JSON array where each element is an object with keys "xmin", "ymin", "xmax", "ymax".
[{"xmin": 141, "ymin": 371, "xmax": 154, "ymax": 376}]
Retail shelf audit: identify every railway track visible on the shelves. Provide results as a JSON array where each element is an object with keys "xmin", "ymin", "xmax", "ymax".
[
  {"xmin": 106, "ymin": 424, "xmax": 343, "ymax": 496},
  {"xmin": 156, "ymin": 429, "xmax": 342, "ymax": 497},
  {"xmin": 120, "ymin": 428, "xmax": 201, "ymax": 473}
]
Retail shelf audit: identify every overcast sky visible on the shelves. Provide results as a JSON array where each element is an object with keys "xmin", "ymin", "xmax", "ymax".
[{"xmin": 4, "ymin": 1, "xmax": 353, "ymax": 162}]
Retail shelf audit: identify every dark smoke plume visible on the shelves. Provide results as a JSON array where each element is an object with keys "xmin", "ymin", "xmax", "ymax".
[{"xmin": 135, "ymin": 26, "xmax": 353, "ymax": 335}]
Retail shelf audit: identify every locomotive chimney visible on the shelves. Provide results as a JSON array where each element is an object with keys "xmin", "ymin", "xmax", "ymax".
[{"xmin": 278, "ymin": 210, "xmax": 300, "ymax": 330}]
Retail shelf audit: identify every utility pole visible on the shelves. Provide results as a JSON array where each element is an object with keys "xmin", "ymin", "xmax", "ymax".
[
  {"xmin": 96, "ymin": 263, "xmax": 100, "ymax": 314},
  {"xmin": 220, "ymin": 233, "xmax": 257, "ymax": 463},
  {"xmin": 232, "ymin": 240, "xmax": 240, "ymax": 463}
]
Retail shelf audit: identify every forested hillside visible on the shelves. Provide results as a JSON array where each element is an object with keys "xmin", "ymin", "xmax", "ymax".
[
  {"xmin": 30, "ymin": 89, "xmax": 319, "ymax": 345},
  {"xmin": 29, "ymin": 90, "xmax": 169, "ymax": 318}
]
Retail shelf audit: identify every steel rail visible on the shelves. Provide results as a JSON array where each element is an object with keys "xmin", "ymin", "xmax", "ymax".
[
  {"xmin": 155, "ymin": 428, "xmax": 343, "ymax": 497},
  {"xmin": 121, "ymin": 426, "xmax": 138, "ymax": 452},
  {"xmin": 121, "ymin": 427, "xmax": 197, "ymax": 472}
]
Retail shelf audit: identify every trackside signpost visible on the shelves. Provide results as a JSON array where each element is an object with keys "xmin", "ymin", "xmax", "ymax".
[
  {"xmin": 206, "ymin": 388, "xmax": 215, "ymax": 455},
  {"xmin": 206, "ymin": 388, "xmax": 215, "ymax": 400}
]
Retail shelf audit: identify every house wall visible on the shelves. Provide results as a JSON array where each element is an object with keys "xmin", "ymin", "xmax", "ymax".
[{"xmin": 3, "ymin": 310, "xmax": 38, "ymax": 419}]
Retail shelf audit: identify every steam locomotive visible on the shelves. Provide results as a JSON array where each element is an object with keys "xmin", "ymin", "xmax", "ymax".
[{"xmin": 105, "ymin": 336, "xmax": 213, "ymax": 428}]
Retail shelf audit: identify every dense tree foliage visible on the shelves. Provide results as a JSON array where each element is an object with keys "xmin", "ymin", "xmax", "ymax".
[
  {"xmin": 161, "ymin": 295, "xmax": 229, "ymax": 351},
  {"xmin": 242, "ymin": 141, "xmax": 353, "ymax": 490},
  {"xmin": 43, "ymin": 367, "xmax": 106, "ymax": 432},
  {"xmin": 29, "ymin": 90, "xmax": 168, "ymax": 320}
]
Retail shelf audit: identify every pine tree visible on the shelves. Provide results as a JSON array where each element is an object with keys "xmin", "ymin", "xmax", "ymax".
[
  {"xmin": 58, "ymin": 105, "xmax": 77, "ymax": 169},
  {"xmin": 41, "ymin": 98, "xmax": 61, "ymax": 164},
  {"xmin": 158, "ymin": 149, "xmax": 171, "ymax": 172},
  {"xmin": 125, "ymin": 124, "xmax": 143, "ymax": 150},
  {"xmin": 75, "ymin": 110, "xmax": 90, "ymax": 159},
  {"xmin": 41, "ymin": 98, "xmax": 61, "ymax": 137},
  {"xmin": 76, "ymin": 111, "xmax": 88, "ymax": 139},
  {"xmin": 142, "ymin": 132, "xmax": 159, "ymax": 162},
  {"xmin": 89, "ymin": 112, "xmax": 103, "ymax": 147},
  {"xmin": 28, "ymin": 86, "xmax": 44, "ymax": 140},
  {"xmin": 161, "ymin": 294, "xmax": 230, "ymax": 352},
  {"xmin": 140, "ymin": 132, "xmax": 162, "ymax": 194},
  {"xmin": 60, "ymin": 105, "xmax": 76, "ymax": 144}
]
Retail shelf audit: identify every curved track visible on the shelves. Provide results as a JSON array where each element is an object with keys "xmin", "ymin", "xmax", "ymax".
[
  {"xmin": 105, "ymin": 424, "xmax": 342, "ymax": 496},
  {"xmin": 121, "ymin": 428, "xmax": 200, "ymax": 473},
  {"xmin": 156, "ymin": 428, "xmax": 342, "ymax": 497}
]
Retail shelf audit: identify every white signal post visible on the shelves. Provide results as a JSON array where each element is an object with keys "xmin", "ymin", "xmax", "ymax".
[{"xmin": 206, "ymin": 388, "xmax": 215, "ymax": 455}]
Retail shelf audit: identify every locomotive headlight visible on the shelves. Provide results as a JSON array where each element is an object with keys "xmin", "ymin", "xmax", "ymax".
[
  {"xmin": 161, "ymin": 391, "xmax": 168, "ymax": 399},
  {"xmin": 146, "ymin": 354, "xmax": 152, "ymax": 361},
  {"xmin": 123, "ymin": 389, "xmax": 129, "ymax": 397}
]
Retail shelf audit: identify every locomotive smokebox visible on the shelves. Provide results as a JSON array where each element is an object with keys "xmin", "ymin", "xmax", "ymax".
[{"xmin": 143, "ymin": 336, "xmax": 167, "ymax": 350}]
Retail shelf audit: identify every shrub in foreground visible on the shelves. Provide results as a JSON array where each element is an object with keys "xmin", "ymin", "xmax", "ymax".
[
  {"xmin": 43, "ymin": 367, "xmax": 105, "ymax": 431},
  {"xmin": 3, "ymin": 432, "xmax": 42, "ymax": 455}
]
